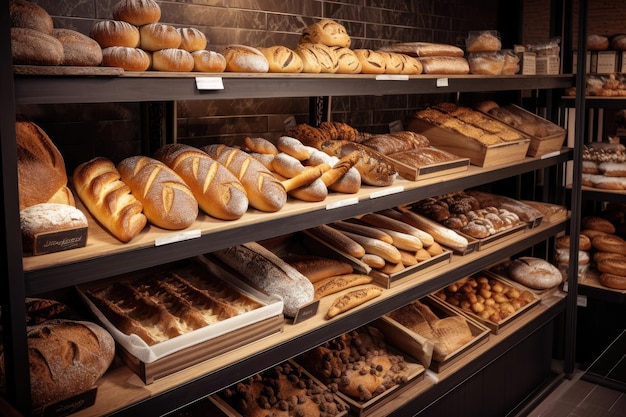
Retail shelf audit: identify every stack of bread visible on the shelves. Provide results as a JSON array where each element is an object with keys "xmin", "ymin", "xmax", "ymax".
[
  {"xmin": 581, "ymin": 142, "xmax": 626, "ymax": 190},
  {"xmin": 581, "ymin": 215, "xmax": 626, "ymax": 290},
  {"xmin": 465, "ymin": 30, "xmax": 519, "ymax": 75},
  {"xmin": 380, "ymin": 41, "xmax": 469, "ymax": 74},
  {"xmin": 10, "ymin": 0, "xmax": 102, "ymax": 66}
]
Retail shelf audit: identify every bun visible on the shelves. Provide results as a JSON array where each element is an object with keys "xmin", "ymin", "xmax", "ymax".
[
  {"xmin": 153, "ymin": 143, "xmax": 249, "ymax": 220},
  {"xmin": 353, "ymin": 49, "xmax": 386, "ymax": 74},
  {"xmin": 152, "ymin": 48, "xmax": 194, "ymax": 72},
  {"xmin": 508, "ymin": 257, "xmax": 563, "ymax": 289},
  {"xmin": 112, "ymin": 0, "xmax": 161, "ymax": 26},
  {"xmin": 16, "ymin": 120, "xmax": 70, "ymax": 210},
  {"xmin": 117, "ymin": 155, "xmax": 198, "ymax": 230},
  {"xmin": 177, "ymin": 27, "xmax": 207, "ymax": 52},
  {"xmin": 11, "ymin": 27, "xmax": 64, "ymax": 65},
  {"xmin": 101, "ymin": 46, "xmax": 151, "ymax": 71},
  {"xmin": 295, "ymin": 43, "xmax": 338, "ymax": 73},
  {"xmin": 191, "ymin": 50, "xmax": 226, "ymax": 72},
  {"xmin": 330, "ymin": 46, "xmax": 362, "ymax": 74},
  {"xmin": 259, "ymin": 45, "xmax": 304, "ymax": 73},
  {"xmin": 220, "ymin": 44, "xmax": 269, "ymax": 73},
  {"xmin": 52, "ymin": 28, "xmax": 103, "ymax": 66},
  {"xmin": 140, "ymin": 23, "xmax": 181, "ymax": 51},
  {"xmin": 20, "ymin": 203, "xmax": 87, "ymax": 252},
  {"xmin": 301, "ymin": 19, "xmax": 351, "ymax": 48},
  {"xmin": 201, "ymin": 144, "xmax": 287, "ymax": 212},
  {"xmin": 73, "ymin": 157, "xmax": 147, "ymax": 243},
  {"xmin": 10, "ymin": 0, "xmax": 53, "ymax": 34},
  {"xmin": 89, "ymin": 20, "xmax": 140, "ymax": 48}
]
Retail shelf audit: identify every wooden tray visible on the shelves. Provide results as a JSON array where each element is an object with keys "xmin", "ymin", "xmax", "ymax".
[
  {"xmin": 407, "ymin": 118, "xmax": 530, "ymax": 167},
  {"xmin": 464, "ymin": 221, "xmax": 528, "ymax": 251},
  {"xmin": 486, "ymin": 261, "xmax": 564, "ymax": 299},
  {"xmin": 388, "ymin": 151, "xmax": 470, "ymax": 181},
  {"xmin": 375, "ymin": 295, "xmax": 491, "ymax": 373}
]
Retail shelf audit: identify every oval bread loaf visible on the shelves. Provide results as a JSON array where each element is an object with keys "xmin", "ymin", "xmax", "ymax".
[
  {"xmin": 326, "ymin": 285, "xmax": 383, "ymax": 319},
  {"xmin": 152, "ymin": 48, "xmax": 194, "ymax": 72},
  {"xmin": 508, "ymin": 257, "xmax": 563, "ymax": 289},
  {"xmin": 52, "ymin": 28, "xmax": 103, "ymax": 66},
  {"xmin": 117, "ymin": 155, "xmax": 198, "ymax": 230},
  {"xmin": 397, "ymin": 210, "xmax": 467, "ymax": 251},
  {"xmin": 300, "ymin": 19, "xmax": 351, "ymax": 48},
  {"xmin": 11, "ymin": 27, "xmax": 64, "ymax": 66},
  {"xmin": 140, "ymin": 22, "xmax": 181, "ymax": 51},
  {"xmin": 314, "ymin": 274, "xmax": 373, "ymax": 299},
  {"xmin": 112, "ymin": 0, "xmax": 161, "ymax": 26},
  {"xmin": 10, "ymin": 0, "xmax": 54, "ymax": 34},
  {"xmin": 101, "ymin": 46, "xmax": 150, "ymax": 71},
  {"xmin": 284, "ymin": 254, "xmax": 354, "ymax": 283},
  {"xmin": 360, "ymin": 211, "xmax": 437, "ymax": 248},
  {"xmin": 259, "ymin": 45, "xmax": 304, "ymax": 73},
  {"xmin": 177, "ymin": 27, "xmax": 207, "ymax": 52},
  {"xmin": 307, "ymin": 224, "xmax": 366, "ymax": 258},
  {"xmin": 89, "ymin": 20, "xmax": 140, "ymax": 48},
  {"xmin": 220, "ymin": 44, "xmax": 269, "ymax": 73},
  {"xmin": 337, "ymin": 229, "xmax": 402, "ymax": 264}
]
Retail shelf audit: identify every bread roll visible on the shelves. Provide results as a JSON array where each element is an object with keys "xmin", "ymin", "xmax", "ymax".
[
  {"xmin": 258, "ymin": 45, "xmax": 304, "ymax": 73},
  {"xmin": 153, "ymin": 143, "xmax": 248, "ymax": 220},
  {"xmin": 353, "ymin": 49, "xmax": 386, "ymax": 74},
  {"xmin": 16, "ymin": 120, "xmax": 70, "ymax": 210},
  {"xmin": 301, "ymin": 19, "xmax": 351, "ymax": 48},
  {"xmin": 10, "ymin": 0, "xmax": 53, "ymax": 34},
  {"xmin": 20, "ymin": 203, "xmax": 87, "ymax": 252},
  {"xmin": 295, "ymin": 44, "xmax": 322, "ymax": 73},
  {"xmin": 295, "ymin": 43, "xmax": 338, "ymax": 73},
  {"xmin": 220, "ymin": 44, "xmax": 269, "ymax": 72},
  {"xmin": 201, "ymin": 144, "xmax": 287, "ymax": 212},
  {"xmin": 101, "ymin": 46, "xmax": 151, "ymax": 71},
  {"xmin": 330, "ymin": 46, "xmax": 362, "ymax": 74},
  {"xmin": 191, "ymin": 50, "xmax": 226, "ymax": 72},
  {"xmin": 177, "ymin": 27, "xmax": 207, "ymax": 52},
  {"xmin": 152, "ymin": 48, "xmax": 194, "ymax": 72},
  {"xmin": 117, "ymin": 155, "xmax": 198, "ymax": 230},
  {"xmin": 508, "ymin": 257, "xmax": 562, "ymax": 289},
  {"xmin": 73, "ymin": 156, "xmax": 147, "ymax": 243},
  {"xmin": 140, "ymin": 22, "xmax": 181, "ymax": 51},
  {"xmin": 112, "ymin": 0, "xmax": 161, "ymax": 26},
  {"xmin": 89, "ymin": 20, "xmax": 140, "ymax": 48},
  {"xmin": 52, "ymin": 28, "xmax": 103, "ymax": 66},
  {"xmin": 244, "ymin": 136, "xmax": 279, "ymax": 155},
  {"xmin": 11, "ymin": 27, "xmax": 64, "ymax": 66},
  {"xmin": 326, "ymin": 286, "xmax": 383, "ymax": 319}
]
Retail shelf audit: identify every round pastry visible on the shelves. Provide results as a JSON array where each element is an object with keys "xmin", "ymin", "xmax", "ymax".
[
  {"xmin": 259, "ymin": 45, "xmax": 304, "ymax": 73},
  {"xmin": 295, "ymin": 43, "xmax": 338, "ymax": 73},
  {"xmin": 140, "ymin": 22, "xmax": 182, "ymax": 51},
  {"xmin": 10, "ymin": 0, "xmax": 53, "ymax": 34},
  {"xmin": 508, "ymin": 257, "xmax": 563, "ymax": 289},
  {"xmin": 20, "ymin": 203, "xmax": 87, "ymax": 252},
  {"xmin": 555, "ymin": 234, "xmax": 591, "ymax": 251},
  {"xmin": 177, "ymin": 27, "xmax": 207, "ymax": 52},
  {"xmin": 112, "ymin": 0, "xmax": 161, "ymax": 26},
  {"xmin": 52, "ymin": 28, "xmax": 103, "ymax": 66},
  {"xmin": 220, "ymin": 44, "xmax": 269, "ymax": 73},
  {"xmin": 592, "ymin": 233, "xmax": 626, "ymax": 255},
  {"xmin": 152, "ymin": 48, "xmax": 194, "ymax": 72},
  {"xmin": 330, "ymin": 46, "xmax": 362, "ymax": 74},
  {"xmin": 353, "ymin": 49, "xmax": 386, "ymax": 74},
  {"xmin": 582, "ymin": 216, "xmax": 616, "ymax": 234},
  {"xmin": 11, "ymin": 27, "xmax": 64, "ymax": 65},
  {"xmin": 90, "ymin": 20, "xmax": 140, "ymax": 48},
  {"xmin": 191, "ymin": 50, "xmax": 226, "ymax": 72},
  {"xmin": 301, "ymin": 18, "xmax": 351, "ymax": 48},
  {"xmin": 599, "ymin": 272, "xmax": 626, "ymax": 289},
  {"xmin": 101, "ymin": 46, "xmax": 151, "ymax": 71}
]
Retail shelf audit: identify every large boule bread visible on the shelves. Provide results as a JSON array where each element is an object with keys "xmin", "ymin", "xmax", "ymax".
[
  {"xmin": 90, "ymin": 20, "xmax": 140, "ymax": 48},
  {"xmin": 140, "ymin": 22, "xmax": 182, "ymax": 51},
  {"xmin": 52, "ymin": 28, "xmax": 103, "ymax": 66},
  {"xmin": 353, "ymin": 49, "xmax": 386, "ymax": 74},
  {"xmin": 177, "ymin": 27, "xmax": 207, "ymax": 52},
  {"xmin": 153, "ymin": 143, "xmax": 249, "ymax": 220},
  {"xmin": 16, "ymin": 120, "xmax": 71, "ymax": 210},
  {"xmin": 201, "ymin": 144, "xmax": 287, "ymax": 212},
  {"xmin": 101, "ymin": 46, "xmax": 151, "ymax": 71},
  {"xmin": 11, "ymin": 27, "xmax": 64, "ymax": 66},
  {"xmin": 191, "ymin": 50, "xmax": 226, "ymax": 72},
  {"xmin": 301, "ymin": 19, "xmax": 351, "ymax": 48},
  {"xmin": 212, "ymin": 242, "xmax": 315, "ymax": 317},
  {"xmin": 112, "ymin": 0, "xmax": 161, "ymax": 26},
  {"xmin": 152, "ymin": 48, "xmax": 194, "ymax": 72},
  {"xmin": 331, "ymin": 46, "xmax": 362, "ymax": 74},
  {"xmin": 295, "ymin": 43, "xmax": 338, "ymax": 73},
  {"xmin": 220, "ymin": 44, "xmax": 269, "ymax": 73},
  {"xmin": 117, "ymin": 155, "xmax": 198, "ymax": 230},
  {"xmin": 258, "ymin": 45, "xmax": 304, "ymax": 73},
  {"xmin": 508, "ymin": 257, "xmax": 562, "ymax": 289},
  {"xmin": 73, "ymin": 156, "xmax": 147, "ymax": 243},
  {"xmin": 10, "ymin": 0, "xmax": 53, "ymax": 34}
]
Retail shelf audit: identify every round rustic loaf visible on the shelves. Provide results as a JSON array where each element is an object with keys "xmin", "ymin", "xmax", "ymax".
[
  {"xmin": 177, "ymin": 27, "xmax": 207, "ymax": 52},
  {"xmin": 20, "ymin": 203, "xmax": 87, "ymax": 252},
  {"xmin": 52, "ymin": 28, "xmax": 103, "ymax": 66},
  {"xmin": 330, "ymin": 46, "xmax": 362, "ymax": 74},
  {"xmin": 381, "ymin": 51, "xmax": 405, "ymax": 74},
  {"xmin": 259, "ymin": 45, "xmax": 304, "ymax": 73},
  {"xmin": 90, "ymin": 20, "xmax": 140, "ymax": 48},
  {"xmin": 112, "ymin": 0, "xmax": 161, "ymax": 26},
  {"xmin": 11, "ymin": 27, "xmax": 64, "ymax": 66},
  {"xmin": 508, "ymin": 257, "xmax": 562, "ymax": 289},
  {"xmin": 140, "ymin": 22, "xmax": 181, "ymax": 51},
  {"xmin": 220, "ymin": 44, "xmax": 269, "ymax": 72},
  {"xmin": 152, "ymin": 48, "xmax": 194, "ymax": 72},
  {"xmin": 191, "ymin": 50, "xmax": 226, "ymax": 72},
  {"xmin": 301, "ymin": 18, "xmax": 351, "ymax": 48},
  {"xmin": 353, "ymin": 49, "xmax": 386, "ymax": 74},
  {"xmin": 101, "ymin": 46, "xmax": 151, "ymax": 71},
  {"xmin": 295, "ymin": 43, "xmax": 338, "ymax": 73},
  {"xmin": 10, "ymin": 0, "xmax": 53, "ymax": 34}
]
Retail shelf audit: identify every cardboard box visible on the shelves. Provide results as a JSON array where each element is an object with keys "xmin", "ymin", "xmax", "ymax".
[
  {"xmin": 535, "ymin": 55, "xmax": 560, "ymax": 74},
  {"xmin": 519, "ymin": 51, "xmax": 537, "ymax": 75},
  {"xmin": 593, "ymin": 50, "xmax": 618, "ymax": 74},
  {"xmin": 572, "ymin": 51, "xmax": 591, "ymax": 74}
]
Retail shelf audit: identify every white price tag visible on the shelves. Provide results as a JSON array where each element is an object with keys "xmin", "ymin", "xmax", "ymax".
[
  {"xmin": 155, "ymin": 229, "xmax": 201, "ymax": 246},
  {"xmin": 436, "ymin": 78, "xmax": 449, "ymax": 87},
  {"xmin": 195, "ymin": 77, "xmax": 224, "ymax": 90},
  {"xmin": 375, "ymin": 74, "xmax": 409, "ymax": 81},
  {"xmin": 577, "ymin": 294, "xmax": 587, "ymax": 307},
  {"xmin": 541, "ymin": 150, "xmax": 561, "ymax": 159},
  {"xmin": 370, "ymin": 186, "xmax": 404, "ymax": 198},
  {"xmin": 326, "ymin": 197, "xmax": 359, "ymax": 210}
]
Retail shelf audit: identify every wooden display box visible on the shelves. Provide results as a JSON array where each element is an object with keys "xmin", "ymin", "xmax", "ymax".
[
  {"xmin": 375, "ymin": 295, "xmax": 490, "ymax": 373},
  {"xmin": 388, "ymin": 150, "xmax": 470, "ymax": 181},
  {"xmin": 77, "ymin": 257, "xmax": 285, "ymax": 384},
  {"xmin": 408, "ymin": 118, "xmax": 530, "ymax": 167},
  {"xmin": 465, "ymin": 221, "xmax": 528, "ymax": 251}
]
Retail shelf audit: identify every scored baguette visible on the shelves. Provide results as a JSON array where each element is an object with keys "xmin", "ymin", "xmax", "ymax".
[
  {"xmin": 306, "ymin": 224, "xmax": 366, "ymax": 258},
  {"xmin": 399, "ymin": 210, "xmax": 469, "ymax": 252},
  {"xmin": 359, "ymin": 211, "xmax": 435, "ymax": 247},
  {"xmin": 281, "ymin": 164, "xmax": 330, "ymax": 192},
  {"xmin": 313, "ymin": 273, "xmax": 373, "ymax": 299},
  {"xmin": 337, "ymin": 229, "xmax": 402, "ymax": 264},
  {"xmin": 331, "ymin": 220, "xmax": 394, "ymax": 244},
  {"xmin": 326, "ymin": 285, "xmax": 383, "ymax": 319}
]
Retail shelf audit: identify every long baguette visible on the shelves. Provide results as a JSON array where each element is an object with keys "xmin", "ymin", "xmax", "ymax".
[
  {"xmin": 338, "ymin": 230, "xmax": 402, "ymax": 264},
  {"xmin": 400, "ymin": 210, "xmax": 469, "ymax": 252},
  {"xmin": 313, "ymin": 273, "xmax": 373, "ymax": 299},
  {"xmin": 307, "ymin": 224, "xmax": 366, "ymax": 258},
  {"xmin": 359, "ymin": 212, "xmax": 435, "ymax": 247},
  {"xmin": 331, "ymin": 220, "xmax": 394, "ymax": 244},
  {"xmin": 326, "ymin": 285, "xmax": 383, "ymax": 319},
  {"xmin": 211, "ymin": 242, "xmax": 314, "ymax": 317},
  {"xmin": 376, "ymin": 227, "xmax": 423, "ymax": 251}
]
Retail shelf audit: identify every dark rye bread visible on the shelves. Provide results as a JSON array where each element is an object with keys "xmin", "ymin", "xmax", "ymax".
[{"xmin": 283, "ymin": 254, "xmax": 354, "ymax": 283}]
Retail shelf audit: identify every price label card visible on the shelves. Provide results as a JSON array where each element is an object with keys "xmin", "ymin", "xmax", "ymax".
[
  {"xmin": 195, "ymin": 77, "xmax": 224, "ymax": 90},
  {"xmin": 370, "ymin": 186, "xmax": 404, "ymax": 199},
  {"xmin": 375, "ymin": 74, "xmax": 409, "ymax": 81},
  {"xmin": 155, "ymin": 229, "xmax": 201, "ymax": 246},
  {"xmin": 326, "ymin": 197, "xmax": 359, "ymax": 210},
  {"xmin": 436, "ymin": 78, "xmax": 449, "ymax": 87}
]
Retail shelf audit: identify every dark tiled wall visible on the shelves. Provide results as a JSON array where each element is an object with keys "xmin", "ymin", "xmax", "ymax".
[{"xmin": 18, "ymin": 0, "xmax": 504, "ymax": 169}]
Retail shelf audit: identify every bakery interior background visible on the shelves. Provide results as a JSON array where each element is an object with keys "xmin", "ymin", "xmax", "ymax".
[{"xmin": 15, "ymin": 0, "xmax": 626, "ymax": 171}]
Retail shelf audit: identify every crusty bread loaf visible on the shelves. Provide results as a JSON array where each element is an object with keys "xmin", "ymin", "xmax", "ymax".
[
  {"xmin": 508, "ymin": 257, "xmax": 562, "ymax": 289},
  {"xmin": 152, "ymin": 48, "xmax": 194, "ymax": 72},
  {"xmin": 326, "ymin": 286, "xmax": 383, "ymax": 319},
  {"xmin": 314, "ymin": 274, "xmax": 373, "ymax": 299},
  {"xmin": 10, "ymin": 0, "xmax": 53, "ymax": 34},
  {"xmin": 379, "ymin": 42, "xmax": 465, "ymax": 57},
  {"xmin": 20, "ymin": 203, "xmax": 87, "ymax": 252},
  {"xmin": 380, "ymin": 51, "xmax": 405, "ymax": 74},
  {"xmin": 117, "ymin": 155, "xmax": 198, "ymax": 230},
  {"xmin": 353, "ymin": 49, "xmax": 386, "ymax": 74},
  {"xmin": 90, "ymin": 20, "xmax": 140, "ymax": 48},
  {"xmin": 397, "ymin": 210, "xmax": 467, "ymax": 251},
  {"xmin": 101, "ymin": 46, "xmax": 151, "ymax": 71},
  {"xmin": 416, "ymin": 56, "xmax": 470, "ymax": 74},
  {"xmin": 112, "ymin": 0, "xmax": 161, "ymax": 26},
  {"xmin": 140, "ymin": 22, "xmax": 181, "ymax": 51},
  {"xmin": 73, "ymin": 156, "xmax": 147, "ymax": 242},
  {"xmin": 300, "ymin": 19, "xmax": 351, "ymax": 48},
  {"xmin": 11, "ymin": 27, "xmax": 64, "ymax": 66},
  {"xmin": 330, "ymin": 46, "xmax": 362, "ymax": 74},
  {"xmin": 307, "ymin": 224, "xmax": 366, "ymax": 258},
  {"xmin": 220, "ymin": 44, "xmax": 269, "ymax": 73},
  {"xmin": 52, "ymin": 28, "xmax": 103, "ymax": 66},
  {"xmin": 336, "ymin": 229, "xmax": 402, "ymax": 264},
  {"xmin": 201, "ymin": 144, "xmax": 287, "ymax": 212},
  {"xmin": 153, "ymin": 143, "xmax": 248, "ymax": 220},
  {"xmin": 295, "ymin": 43, "xmax": 338, "ymax": 73},
  {"xmin": 466, "ymin": 31, "xmax": 502, "ymax": 52},
  {"xmin": 259, "ymin": 45, "xmax": 304, "ymax": 73},
  {"xmin": 16, "ymin": 120, "xmax": 70, "ymax": 210},
  {"xmin": 191, "ymin": 50, "xmax": 226, "ymax": 72},
  {"xmin": 177, "ymin": 27, "xmax": 207, "ymax": 52}
]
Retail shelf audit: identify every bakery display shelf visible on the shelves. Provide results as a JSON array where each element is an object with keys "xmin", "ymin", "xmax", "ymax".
[
  {"xmin": 580, "ymin": 185, "xmax": 626, "ymax": 204},
  {"xmin": 22, "ymin": 150, "xmax": 571, "ymax": 296},
  {"xmin": 13, "ymin": 72, "xmax": 575, "ymax": 105},
  {"xmin": 561, "ymin": 96, "xmax": 626, "ymax": 109},
  {"xmin": 578, "ymin": 270, "xmax": 626, "ymax": 304},
  {"xmin": 67, "ymin": 219, "xmax": 566, "ymax": 417}
]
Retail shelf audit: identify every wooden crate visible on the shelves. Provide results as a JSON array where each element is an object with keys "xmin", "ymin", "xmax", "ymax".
[
  {"xmin": 465, "ymin": 221, "xmax": 528, "ymax": 251},
  {"xmin": 388, "ymin": 151, "xmax": 470, "ymax": 181},
  {"xmin": 408, "ymin": 118, "xmax": 530, "ymax": 167}
]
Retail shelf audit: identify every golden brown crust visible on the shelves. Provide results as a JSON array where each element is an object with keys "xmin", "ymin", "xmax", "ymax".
[
  {"xmin": 301, "ymin": 19, "xmax": 351, "ymax": 48},
  {"xmin": 259, "ymin": 45, "xmax": 304, "ymax": 73},
  {"xmin": 140, "ymin": 23, "xmax": 181, "ymax": 51},
  {"xmin": 152, "ymin": 48, "xmax": 194, "ymax": 72},
  {"xmin": 11, "ymin": 27, "xmax": 64, "ymax": 66},
  {"xmin": 599, "ymin": 272, "xmax": 626, "ymax": 289},
  {"xmin": 314, "ymin": 274, "xmax": 373, "ymax": 299},
  {"xmin": 191, "ymin": 50, "xmax": 226, "ymax": 72},
  {"xmin": 326, "ymin": 286, "xmax": 383, "ymax": 319},
  {"xmin": 101, "ymin": 46, "xmax": 150, "ymax": 71},
  {"xmin": 112, "ymin": 0, "xmax": 161, "ymax": 26},
  {"xmin": 90, "ymin": 20, "xmax": 140, "ymax": 48},
  {"xmin": 177, "ymin": 27, "xmax": 207, "ymax": 52},
  {"xmin": 220, "ymin": 44, "xmax": 269, "ymax": 73},
  {"xmin": 591, "ymin": 234, "xmax": 626, "ymax": 255},
  {"xmin": 353, "ymin": 49, "xmax": 386, "ymax": 74},
  {"xmin": 582, "ymin": 216, "xmax": 617, "ymax": 234}
]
